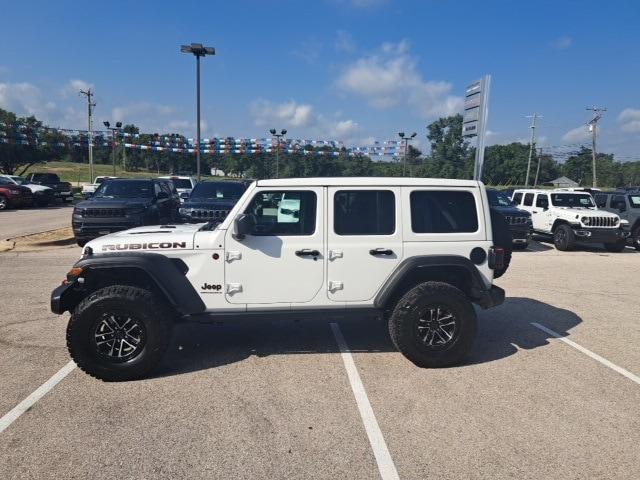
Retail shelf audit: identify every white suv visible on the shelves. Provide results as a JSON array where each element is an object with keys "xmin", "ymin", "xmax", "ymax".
[
  {"xmin": 51, "ymin": 177, "xmax": 508, "ymax": 381},
  {"xmin": 512, "ymin": 188, "xmax": 627, "ymax": 251},
  {"xmin": 158, "ymin": 176, "xmax": 197, "ymax": 202}
]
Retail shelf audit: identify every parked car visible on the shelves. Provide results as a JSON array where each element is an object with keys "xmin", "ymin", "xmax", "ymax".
[
  {"xmin": 486, "ymin": 188, "xmax": 532, "ymax": 249},
  {"xmin": 25, "ymin": 172, "xmax": 73, "ymax": 202},
  {"xmin": 0, "ymin": 174, "xmax": 55, "ymax": 206},
  {"xmin": 81, "ymin": 176, "xmax": 119, "ymax": 199},
  {"xmin": 72, "ymin": 178, "xmax": 181, "ymax": 246},
  {"xmin": 158, "ymin": 176, "xmax": 197, "ymax": 202},
  {"xmin": 594, "ymin": 190, "xmax": 640, "ymax": 250},
  {"xmin": 0, "ymin": 176, "xmax": 34, "ymax": 209},
  {"xmin": 178, "ymin": 181, "xmax": 247, "ymax": 223}
]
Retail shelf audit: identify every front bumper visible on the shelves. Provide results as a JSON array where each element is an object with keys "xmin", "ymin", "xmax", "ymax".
[
  {"xmin": 509, "ymin": 226, "xmax": 532, "ymax": 244},
  {"xmin": 51, "ymin": 282, "xmax": 74, "ymax": 314},
  {"xmin": 72, "ymin": 215, "xmax": 144, "ymax": 240},
  {"xmin": 573, "ymin": 227, "xmax": 628, "ymax": 243}
]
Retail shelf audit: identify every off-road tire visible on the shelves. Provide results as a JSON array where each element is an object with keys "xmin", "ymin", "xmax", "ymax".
[
  {"xmin": 388, "ymin": 281, "xmax": 477, "ymax": 368},
  {"xmin": 76, "ymin": 239, "xmax": 88, "ymax": 247},
  {"xmin": 604, "ymin": 240, "xmax": 626, "ymax": 252},
  {"xmin": 0, "ymin": 195, "xmax": 8, "ymax": 210},
  {"xmin": 553, "ymin": 224, "xmax": 574, "ymax": 251},
  {"xmin": 632, "ymin": 226, "xmax": 640, "ymax": 251},
  {"xmin": 67, "ymin": 285, "xmax": 173, "ymax": 381},
  {"xmin": 490, "ymin": 210, "xmax": 512, "ymax": 278}
]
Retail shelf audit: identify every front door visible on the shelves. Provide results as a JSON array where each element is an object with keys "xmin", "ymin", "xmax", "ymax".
[
  {"xmin": 327, "ymin": 187, "xmax": 403, "ymax": 302},
  {"xmin": 224, "ymin": 187, "xmax": 324, "ymax": 306},
  {"xmin": 532, "ymin": 193, "xmax": 551, "ymax": 231}
]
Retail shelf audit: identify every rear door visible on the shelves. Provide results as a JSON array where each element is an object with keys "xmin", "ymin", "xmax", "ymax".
[{"xmin": 327, "ymin": 187, "xmax": 402, "ymax": 302}]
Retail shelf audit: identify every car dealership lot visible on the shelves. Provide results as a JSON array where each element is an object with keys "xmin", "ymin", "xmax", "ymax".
[
  {"xmin": 0, "ymin": 204, "xmax": 72, "ymax": 240},
  {"xmin": 0, "ymin": 239, "xmax": 639, "ymax": 478}
]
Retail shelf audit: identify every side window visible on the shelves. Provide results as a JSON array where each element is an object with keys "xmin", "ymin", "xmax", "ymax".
[
  {"xmin": 244, "ymin": 190, "xmax": 316, "ymax": 236},
  {"xmin": 523, "ymin": 193, "xmax": 534, "ymax": 206},
  {"xmin": 410, "ymin": 191, "xmax": 478, "ymax": 233},
  {"xmin": 536, "ymin": 194, "xmax": 549, "ymax": 208},
  {"xmin": 154, "ymin": 183, "xmax": 163, "ymax": 196},
  {"xmin": 594, "ymin": 194, "xmax": 607, "ymax": 208},
  {"xmin": 334, "ymin": 190, "xmax": 395, "ymax": 235},
  {"xmin": 612, "ymin": 195, "xmax": 626, "ymax": 212},
  {"xmin": 512, "ymin": 192, "xmax": 523, "ymax": 205}
]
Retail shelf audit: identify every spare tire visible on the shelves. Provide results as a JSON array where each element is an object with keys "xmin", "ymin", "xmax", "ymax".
[{"xmin": 490, "ymin": 209, "xmax": 512, "ymax": 279}]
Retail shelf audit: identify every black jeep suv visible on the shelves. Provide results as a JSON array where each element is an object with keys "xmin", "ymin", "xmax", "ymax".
[
  {"xmin": 72, "ymin": 179, "xmax": 180, "ymax": 246},
  {"xmin": 179, "ymin": 181, "xmax": 246, "ymax": 223},
  {"xmin": 486, "ymin": 188, "xmax": 532, "ymax": 249}
]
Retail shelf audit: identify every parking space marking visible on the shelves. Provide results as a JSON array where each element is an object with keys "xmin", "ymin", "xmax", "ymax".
[
  {"xmin": 531, "ymin": 322, "xmax": 640, "ymax": 385},
  {"xmin": 0, "ymin": 361, "xmax": 76, "ymax": 434},
  {"xmin": 330, "ymin": 323, "xmax": 399, "ymax": 480}
]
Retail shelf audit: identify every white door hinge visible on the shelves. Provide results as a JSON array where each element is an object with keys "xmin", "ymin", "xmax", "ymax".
[
  {"xmin": 226, "ymin": 283, "xmax": 243, "ymax": 294},
  {"xmin": 226, "ymin": 251, "xmax": 242, "ymax": 262},
  {"xmin": 328, "ymin": 249, "xmax": 343, "ymax": 261},
  {"xmin": 328, "ymin": 280, "xmax": 343, "ymax": 292}
]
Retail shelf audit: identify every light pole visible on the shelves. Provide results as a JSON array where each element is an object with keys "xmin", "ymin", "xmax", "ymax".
[
  {"xmin": 181, "ymin": 42, "xmax": 215, "ymax": 181},
  {"xmin": 270, "ymin": 128, "xmax": 287, "ymax": 178},
  {"xmin": 398, "ymin": 132, "xmax": 416, "ymax": 176},
  {"xmin": 103, "ymin": 121, "xmax": 122, "ymax": 176}
]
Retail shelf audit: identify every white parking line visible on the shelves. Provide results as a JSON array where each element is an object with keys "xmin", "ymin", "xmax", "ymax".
[
  {"xmin": 0, "ymin": 361, "xmax": 76, "ymax": 434},
  {"xmin": 330, "ymin": 323, "xmax": 399, "ymax": 480},
  {"xmin": 531, "ymin": 322, "xmax": 640, "ymax": 385}
]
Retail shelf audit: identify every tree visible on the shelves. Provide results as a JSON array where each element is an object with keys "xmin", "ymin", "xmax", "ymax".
[{"xmin": 424, "ymin": 114, "xmax": 472, "ymax": 179}]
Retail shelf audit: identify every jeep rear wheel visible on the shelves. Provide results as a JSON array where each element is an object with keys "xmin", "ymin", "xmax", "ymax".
[
  {"xmin": 553, "ymin": 224, "xmax": 574, "ymax": 251},
  {"xmin": 388, "ymin": 282, "xmax": 477, "ymax": 368},
  {"xmin": 67, "ymin": 285, "xmax": 173, "ymax": 381}
]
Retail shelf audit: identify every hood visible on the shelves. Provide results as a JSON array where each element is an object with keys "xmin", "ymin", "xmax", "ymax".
[
  {"xmin": 25, "ymin": 184, "xmax": 53, "ymax": 193},
  {"xmin": 557, "ymin": 207, "xmax": 618, "ymax": 218},
  {"xmin": 85, "ymin": 223, "xmax": 202, "ymax": 253},
  {"xmin": 76, "ymin": 198, "xmax": 153, "ymax": 209},
  {"xmin": 182, "ymin": 198, "xmax": 237, "ymax": 210},
  {"xmin": 491, "ymin": 205, "xmax": 529, "ymax": 216}
]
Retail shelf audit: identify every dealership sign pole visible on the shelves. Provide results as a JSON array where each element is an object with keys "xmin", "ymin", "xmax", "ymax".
[{"xmin": 462, "ymin": 75, "xmax": 491, "ymax": 181}]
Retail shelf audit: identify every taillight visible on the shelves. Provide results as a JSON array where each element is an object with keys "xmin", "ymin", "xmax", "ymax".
[{"xmin": 488, "ymin": 246, "xmax": 505, "ymax": 270}]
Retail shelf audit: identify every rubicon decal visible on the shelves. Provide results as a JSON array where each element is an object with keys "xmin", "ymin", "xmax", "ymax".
[{"xmin": 101, "ymin": 242, "xmax": 187, "ymax": 251}]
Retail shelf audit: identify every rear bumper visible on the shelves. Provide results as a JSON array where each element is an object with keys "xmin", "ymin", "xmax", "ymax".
[{"xmin": 475, "ymin": 285, "xmax": 505, "ymax": 309}]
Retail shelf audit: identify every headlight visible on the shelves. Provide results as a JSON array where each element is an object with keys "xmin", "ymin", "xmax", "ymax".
[
  {"xmin": 179, "ymin": 207, "xmax": 192, "ymax": 215},
  {"xmin": 581, "ymin": 216, "xmax": 590, "ymax": 225},
  {"xmin": 10, "ymin": 189, "xmax": 20, "ymax": 194},
  {"xmin": 73, "ymin": 208, "xmax": 84, "ymax": 216}
]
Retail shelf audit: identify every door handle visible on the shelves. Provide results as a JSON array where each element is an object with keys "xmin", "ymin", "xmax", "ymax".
[
  {"xmin": 296, "ymin": 249, "xmax": 320, "ymax": 257},
  {"xmin": 532, "ymin": 211, "xmax": 538, "ymax": 214},
  {"xmin": 369, "ymin": 248, "xmax": 394, "ymax": 256}
]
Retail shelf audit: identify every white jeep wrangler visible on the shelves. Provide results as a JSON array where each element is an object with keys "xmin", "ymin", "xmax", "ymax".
[
  {"xmin": 52, "ymin": 178, "xmax": 507, "ymax": 381},
  {"xmin": 512, "ymin": 188, "xmax": 627, "ymax": 251}
]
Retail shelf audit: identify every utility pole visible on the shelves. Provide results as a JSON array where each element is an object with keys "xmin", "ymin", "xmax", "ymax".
[
  {"xmin": 586, "ymin": 106, "xmax": 606, "ymax": 188},
  {"xmin": 524, "ymin": 113, "xmax": 542, "ymax": 187},
  {"xmin": 398, "ymin": 132, "xmax": 416, "ymax": 176},
  {"xmin": 79, "ymin": 89, "xmax": 96, "ymax": 182},
  {"xmin": 534, "ymin": 147, "xmax": 543, "ymax": 187}
]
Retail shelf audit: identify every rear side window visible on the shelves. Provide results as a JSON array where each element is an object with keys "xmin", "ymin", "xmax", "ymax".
[
  {"xmin": 334, "ymin": 190, "xmax": 395, "ymax": 235},
  {"xmin": 410, "ymin": 191, "xmax": 478, "ymax": 233},
  {"xmin": 594, "ymin": 194, "xmax": 608, "ymax": 208},
  {"xmin": 523, "ymin": 193, "xmax": 534, "ymax": 206},
  {"xmin": 512, "ymin": 192, "xmax": 523, "ymax": 205}
]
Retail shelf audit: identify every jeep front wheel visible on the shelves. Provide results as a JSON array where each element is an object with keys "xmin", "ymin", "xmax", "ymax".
[
  {"xmin": 67, "ymin": 285, "xmax": 173, "ymax": 381},
  {"xmin": 388, "ymin": 282, "xmax": 477, "ymax": 368},
  {"xmin": 553, "ymin": 224, "xmax": 574, "ymax": 251}
]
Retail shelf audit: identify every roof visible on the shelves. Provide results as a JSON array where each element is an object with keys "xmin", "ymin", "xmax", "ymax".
[
  {"xmin": 512, "ymin": 188, "xmax": 593, "ymax": 195},
  {"xmin": 549, "ymin": 176, "xmax": 579, "ymax": 186},
  {"xmin": 256, "ymin": 177, "xmax": 481, "ymax": 188}
]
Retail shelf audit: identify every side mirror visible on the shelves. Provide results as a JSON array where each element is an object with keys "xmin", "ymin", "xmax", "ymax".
[
  {"xmin": 233, "ymin": 214, "xmax": 255, "ymax": 239},
  {"xmin": 156, "ymin": 191, "xmax": 169, "ymax": 200}
]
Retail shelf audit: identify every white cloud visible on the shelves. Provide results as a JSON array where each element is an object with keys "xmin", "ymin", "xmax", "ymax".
[
  {"xmin": 61, "ymin": 79, "xmax": 94, "ymax": 98},
  {"xmin": 551, "ymin": 36, "xmax": 573, "ymax": 49},
  {"xmin": 336, "ymin": 40, "xmax": 462, "ymax": 118},
  {"xmin": 0, "ymin": 81, "xmax": 57, "ymax": 118},
  {"xmin": 329, "ymin": 119, "xmax": 360, "ymax": 137},
  {"xmin": 111, "ymin": 102, "xmax": 174, "ymax": 123},
  {"xmin": 292, "ymin": 40, "xmax": 323, "ymax": 64},
  {"xmin": 619, "ymin": 108, "xmax": 640, "ymax": 133},
  {"xmin": 250, "ymin": 99, "xmax": 315, "ymax": 128},
  {"xmin": 335, "ymin": 30, "xmax": 356, "ymax": 53},
  {"xmin": 562, "ymin": 125, "xmax": 590, "ymax": 142}
]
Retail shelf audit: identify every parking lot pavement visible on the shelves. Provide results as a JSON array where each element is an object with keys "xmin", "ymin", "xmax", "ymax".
[
  {"xmin": 1, "ymin": 243, "xmax": 639, "ymax": 479},
  {"xmin": 0, "ymin": 204, "xmax": 73, "ymax": 240}
]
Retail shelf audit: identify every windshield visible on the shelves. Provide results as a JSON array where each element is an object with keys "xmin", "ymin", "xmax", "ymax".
[
  {"xmin": 93, "ymin": 180, "xmax": 153, "ymax": 199},
  {"xmin": 550, "ymin": 193, "xmax": 595, "ymax": 208},
  {"xmin": 629, "ymin": 195, "xmax": 640, "ymax": 208},
  {"xmin": 190, "ymin": 182, "xmax": 245, "ymax": 200},
  {"xmin": 487, "ymin": 190, "xmax": 514, "ymax": 207},
  {"xmin": 0, "ymin": 177, "xmax": 14, "ymax": 185},
  {"xmin": 33, "ymin": 173, "xmax": 60, "ymax": 182},
  {"xmin": 170, "ymin": 179, "xmax": 193, "ymax": 189},
  {"xmin": 10, "ymin": 176, "xmax": 27, "ymax": 185}
]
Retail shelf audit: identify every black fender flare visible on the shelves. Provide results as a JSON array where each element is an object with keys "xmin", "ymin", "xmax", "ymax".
[
  {"xmin": 51, "ymin": 252, "xmax": 205, "ymax": 315},
  {"xmin": 374, "ymin": 255, "xmax": 504, "ymax": 310}
]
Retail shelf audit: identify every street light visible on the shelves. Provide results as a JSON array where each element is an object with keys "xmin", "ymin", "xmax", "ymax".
[
  {"xmin": 180, "ymin": 42, "xmax": 215, "ymax": 181},
  {"xmin": 103, "ymin": 121, "xmax": 123, "ymax": 176},
  {"xmin": 270, "ymin": 128, "xmax": 287, "ymax": 178},
  {"xmin": 398, "ymin": 132, "xmax": 417, "ymax": 176}
]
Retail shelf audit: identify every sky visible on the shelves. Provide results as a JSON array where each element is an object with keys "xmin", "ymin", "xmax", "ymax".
[{"xmin": 1, "ymin": 0, "xmax": 639, "ymax": 160}]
